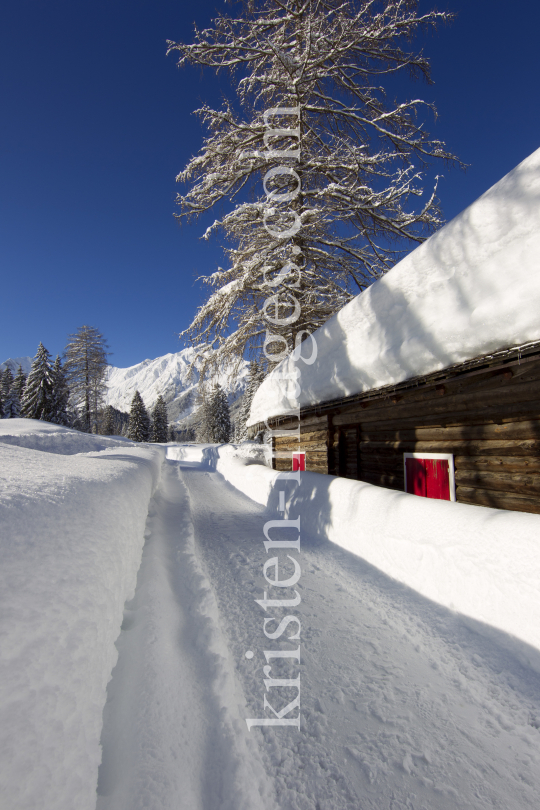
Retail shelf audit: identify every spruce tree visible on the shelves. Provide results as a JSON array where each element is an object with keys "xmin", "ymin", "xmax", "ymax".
[
  {"xmin": 21, "ymin": 343, "xmax": 55, "ymax": 421},
  {"xmin": 210, "ymin": 383, "xmax": 231, "ymax": 444},
  {"xmin": 2, "ymin": 368, "xmax": 21, "ymax": 418},
  {"xmin": 127, "ymin": 390, "xmax": 150, "ymax": 442},
  {"xmin": 103, "ymin": 405, "xmax": 117, "ymax": 436},
  {"xmin": 3, "ymin": 388, "xmax": 21, "ymax": 418},
  {"xmin": 0, "ymin": 368, "xmax": 12, "ymax": 399},
  {"xmin": 50, "ymin": 355, "xmax": 70, "ymax": 425},
  {"xmin": 236, "ymin": 362, "xmax": 265, "ymax": 441},
  {"xmin": 151, "ymin": 395, "xmax": 169, "ymax": 443},
  {"xmin": 13, "ymin": 365, "xmax": 27, "ymax": 403},
  {"xmin": 1, "ymin": 369, "xmax": 11, "ymax": 418}
]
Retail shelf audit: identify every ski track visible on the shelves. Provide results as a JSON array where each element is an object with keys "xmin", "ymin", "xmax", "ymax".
[
  {"xmin": 98, "ymin": 458, "xmax": 540, "ymax": 810},
  {"xmin": 96, "ymin": 459, "xmax": 273, "ymax": 810}
]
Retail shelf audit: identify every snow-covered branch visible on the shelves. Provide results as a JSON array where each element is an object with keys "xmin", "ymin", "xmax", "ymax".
[{"xmin": 168, "ymin": 0, "xmax": 462, "ymax": 380}]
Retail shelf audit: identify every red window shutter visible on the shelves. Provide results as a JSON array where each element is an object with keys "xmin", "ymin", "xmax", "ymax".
[
  {"xmin": 405, "ymin": 457, "xmax": 427, "ymax": 496},
  {"xmin": 292, "ymin": 452, "xmax": 306, "ymax": 472},
  {"xmin": 405, "ymin": 456, "xmax": 451, "ymax": 501},
  {"xmin": 425, "ymin": 459, "xmax": 450, "ymax": 500}
]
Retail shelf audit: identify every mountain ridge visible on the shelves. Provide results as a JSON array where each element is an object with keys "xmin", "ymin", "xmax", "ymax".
[{"xmin": 105, "ymin": 348, "xmax": 248, "ymax": 424}]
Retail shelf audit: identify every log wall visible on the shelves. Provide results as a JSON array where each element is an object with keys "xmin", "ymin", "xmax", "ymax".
[
  {"xmin": 273, "ymin": 414, "xmax": 329, "ymax": 474},
  {"xmin": 269, "ymin": 354, "xmax": 540, "ymax": 515}
]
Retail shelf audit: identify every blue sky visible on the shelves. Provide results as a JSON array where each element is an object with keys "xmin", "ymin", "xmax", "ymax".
[{"xmin": 1, "ymin": 0, "xmax": 539, "ymax": 368}]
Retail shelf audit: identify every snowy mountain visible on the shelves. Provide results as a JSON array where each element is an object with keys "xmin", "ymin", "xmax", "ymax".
[
  {"xmin": 105, "ymin": 347, "xmax": 249, "ymax": 424},
  {"xmin": 0, "ymin": 356, "xmax": 33, "ymax": 375}
]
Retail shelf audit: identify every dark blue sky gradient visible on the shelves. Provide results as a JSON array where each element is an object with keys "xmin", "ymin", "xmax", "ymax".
[{"xmin": 1, "ymin": 0, "xmax": 539, "ymax": 367}]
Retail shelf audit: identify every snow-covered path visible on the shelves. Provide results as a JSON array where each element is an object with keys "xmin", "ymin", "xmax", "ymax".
[
  {"xmin": 98, "ymin": 458, "xmax": 540, "ymax": 810},
  {"xmin": 96, "ymin": 459, "xmax": 272, "ymax": 810}
]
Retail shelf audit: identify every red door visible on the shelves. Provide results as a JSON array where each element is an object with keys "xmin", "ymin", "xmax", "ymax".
[
  {"xmin": 405, "ymin": 457, "xmax": 450, "ymax": 501},
  {"xmin": 292, "ymin": 452, "xmax": 306, "ymax": 472}
]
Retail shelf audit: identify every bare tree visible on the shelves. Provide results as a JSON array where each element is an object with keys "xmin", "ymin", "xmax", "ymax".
[
  {"xmin": 64, "ymin": 325, "xmax": 110, "ymax": 433},
  {"xmin": 168, "ymin": 0, "xmax": 461, "ymax": 379}
]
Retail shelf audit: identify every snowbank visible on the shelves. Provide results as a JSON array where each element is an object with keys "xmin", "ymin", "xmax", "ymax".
[
  {"xmin": 0, "ymin": 420, "xmax": 165, "ymax": 810},
  {"xmin": 0, "ymin": 419, "xmax": 135, "ymax": 455},
  {"xmin": 250, "ymin": 147, "xmax": 540, "ymax": 424},
  {"xmin": 192, "ymin": 446, "xmax": 540, "ymax": 672}
]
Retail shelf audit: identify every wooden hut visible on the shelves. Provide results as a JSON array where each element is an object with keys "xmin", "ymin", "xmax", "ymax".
[{"xmin": 248, "ymin": 149, "xmax": 540, "ymax": 515}]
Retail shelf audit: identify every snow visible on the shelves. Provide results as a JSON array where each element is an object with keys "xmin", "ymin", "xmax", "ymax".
[
  {"xmin": 161, "ymin": 446, "xmax": 540, "ymax": 809},
  {"xmin": 3, "ymin": 424, "xmax": 540, "ymax": 809},
  {"xmin": 174, "ymin": 444, "xmax": 540, "ymax": 671},
  {"xmin": 105, "ymin": 347, "xmax": 248, "ymax": 422},
  {"xmin": 96, "ymin": 458, "xmax": 273, "ymax": 810},
  {"xmin": 0, "ymin": 418, "xmax": 136, "ymax": 455},
  {"xmin": 250, "ymin": 147, "xmax": 540, "ymax": 424},
  {"xmin": 0, "ymin": 420, "xmax": 165, "ymax": 810}
]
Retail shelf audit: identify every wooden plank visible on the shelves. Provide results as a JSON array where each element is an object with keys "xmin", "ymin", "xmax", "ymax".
[
  {"xmin": 342, "ymin": 389, "xmax": 540, "ymax": 428},
  {"xmin": 502, "ymin": 361, "xmax": 540, "ymax": 382},
  {"xmin": 297, "ymin": 414, "xmax": 328, "ymax": 429},
  {"xmin": 275, "ymin": 429, "xmax": 327, "ymax": 441},
  {"xmin": 360, "ymin": 461, "xmax": 403, "ymax": 474},
  {"xmin": 267, "ymin": 419, "xmax": 298, "ymax": 431},
  {"xmin": 274, "ymin": 431, "xmax": 327, "ymax": 445},
  {"xmin": 454, "ymin": 456, "xmax": 540, "ymax": 472},
  {"xmin": 275, "ymin": 433, "xmax": 321, "ymax": 445},
  {"xmin": 457, "ymin": 486, "xmax": 540, "ymax": 515},
  {"xmin": 278, "ymin": 446, "xmax": 328, "ymax": 455},
  {"xmin": 307, "ymin": 464, "xmax": 329, "ymax": 474},
  {"xmin": 360, "ymin": 460, "xmax": 403, "ymax": 475},
  {"xmin": 294, "ymin": 358, "xmax": 540, "ymax": 429},
  {"xmin": 359, "ymin": 439, "xmax": 540, "ymax": 456},
  {"xmin": 333, "ymin": 402, "xmax": 540, "ymax": 433},
  {"xmin": 361, "ymin": 420, "xmax": 540, "ymax": 443},
  {"xmin": 299, "ymin": 425, "xmax": 328, "ymax": 437},
  {"xmin": 334, "ymin": 380, "xmax": 540, "ymax": 426},
  {"xmin": 300, "ymin": 432, "xmax": 328, "ymax": 443},
  {"xmin": 268, "ymin": 413, "xmax": 327, "ymax": 431},
  {"xmin": 275, "ymin": 439, "xmax": 327, "ymax": 452},
  {"xmin": 359, "ymin": 472, "xmax": 403, "ymax": 490},
  {"xmin": 271, "ymin": 426, "xmax": 326, "ymax": 442},
  {"xmin": 361, "ymin": 362, "xmax": 540, "ymax": 406},
  {"xmin": 365, "ymin": 382, "xmax": 540, "ymax": 423},
  {"xmin": 455, "ymin": 469, "xmax": 540, "ymax": 497},
  {"xmin": 453, "ymin": 361, "xmax": 540, "ymax": 391}
]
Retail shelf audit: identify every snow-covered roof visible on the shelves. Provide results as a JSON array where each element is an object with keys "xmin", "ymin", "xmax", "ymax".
[{"xmin": 249, "ymin": 147, "xmax": 540, "ymax": 426}]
